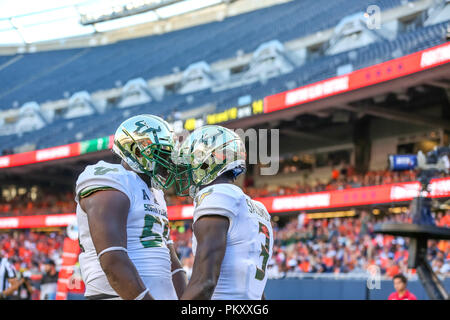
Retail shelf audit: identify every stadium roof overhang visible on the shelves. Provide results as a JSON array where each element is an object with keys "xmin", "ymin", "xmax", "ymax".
[{"xmin": 227, "ymin": 42, "xmax": 450, "ymax": 131}]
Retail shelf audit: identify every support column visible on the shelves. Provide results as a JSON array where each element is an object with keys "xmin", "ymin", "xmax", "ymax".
[{"xmin": 353, "ymin": 116, "xmax": 371, "ymax": 174}]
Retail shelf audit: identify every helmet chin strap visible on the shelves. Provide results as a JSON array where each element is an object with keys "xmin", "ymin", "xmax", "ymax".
[
  {"xmin": 189, "ymin": 164, "xmax": 246, "ymax": 199},
  {"xmin": 151, "ymin": 178, "xmax": 163, "ymax": 190},
  {"xmin": 123, "ymin": 157, "xmax": 143, "ymax": 173},
  {"xmin": 230, "ymin": 166, "xmax": 245, "ymax": 179}
]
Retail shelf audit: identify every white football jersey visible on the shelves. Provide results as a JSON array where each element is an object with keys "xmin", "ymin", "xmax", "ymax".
[
  {"xmin": 75, "ymin": 160, "xmax": 177, "ymax": 299},
  {"xmin": 191, "ymin": 183, "xmax": 273, "ymax": 300}
]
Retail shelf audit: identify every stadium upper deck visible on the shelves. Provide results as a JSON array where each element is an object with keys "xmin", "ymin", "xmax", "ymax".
[
  {"xmin": 0, "ymin": 0, "xmax": 449, "ymax": 153},
  {"xmin": 0, "ymin": 0, "xmax": 416, "ymax": 108}
]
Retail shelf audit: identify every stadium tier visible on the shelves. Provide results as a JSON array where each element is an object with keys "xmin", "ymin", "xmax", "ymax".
[
  {"xmin": 1, "ymin": 0, "xmax": 449, "ymax": 153},
  {"xmin": 1, "ymin": 175, "xmax": 450, "ymax": 223},
  {"xmin": 0, "ymin": 0, "xmax": 416, "ymax": 107}
]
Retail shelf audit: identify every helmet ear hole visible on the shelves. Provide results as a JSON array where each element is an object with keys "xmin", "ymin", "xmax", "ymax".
[
  {"xmin": 200, "ymin": 162, "xmax": 209, "ymax": 170},
  {"xmin": 135, "ymin": 148, "xmax": 142, "ymax": 157}
]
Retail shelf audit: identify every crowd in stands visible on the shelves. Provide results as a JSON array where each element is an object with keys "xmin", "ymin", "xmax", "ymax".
[
  {"xmin": 1, "ymin": 168, "xmax": 444, "ymax": 215},
  {"xmin": 0, "ymin": 210, "xmax": 448, "ymax": 299},
  {"xmin": 0, "ymin": 231, "xmax": 64, "ymax": 274},
  {"xmin": 173, "ymin": 210, "xmax": 450, "ymax": 280},
  {"xmin": 0, "ymin": 191, "xmax": 75, "ymax": 217},
  {"xmin": 0, "ymin": 231, "xmax": 65, "ymax": 300},
  {"xmin": 0, "ymin": 164, "xmax": 449, "ymax": 297},
  {"xmin": 243, "ymin": 167, "xmax": 422, "ymax": 199}
]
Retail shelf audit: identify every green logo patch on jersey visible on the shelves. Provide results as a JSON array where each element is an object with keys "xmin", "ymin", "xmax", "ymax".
[
  {"xmin": 94, "ymin": 167, "xmax": 119, "ymax": 176},
  {"xmin": 195, "ymin": 188, "xmax": 213, "ymax": 207}
]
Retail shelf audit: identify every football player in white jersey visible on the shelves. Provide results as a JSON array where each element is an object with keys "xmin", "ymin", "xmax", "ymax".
[
  {"xmin": 75, "ymin": 114, "xmax": 187, "ymax": 300},
  {"xmin": 174, "ymin": 125, "xmax": 273, "ymax": 300}
]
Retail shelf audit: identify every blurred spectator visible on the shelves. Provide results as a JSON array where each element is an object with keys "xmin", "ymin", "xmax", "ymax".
[
  {"xmin": 9, "ymin": 268, "xmax": 34, "ymax": 300},
  {"xmin": 432, "ymin": 258, "xmax": 450, "ymax": 278},
  {"xmin": 39, "ymin": 259, "xmax": 58, "ymax": 300},
  {"xmin": 1, "ymin": 148, "xmax": 14, "ymax": 156},
  {"xmin": 388, "ymin": 274, "xmax": 417, "ymax": 300},
  {"xmin": 0, "ymin": 255, "xmax": 27, "ymax": 300}
]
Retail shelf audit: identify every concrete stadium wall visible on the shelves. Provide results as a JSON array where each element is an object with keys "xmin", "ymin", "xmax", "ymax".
[
  {"xmin": 265, "ymin": 278, "xmax": 450, "ymax": 300},
  {"xmin": 67, "ymin": 278, "xmax": 450, "ymax": 300}
]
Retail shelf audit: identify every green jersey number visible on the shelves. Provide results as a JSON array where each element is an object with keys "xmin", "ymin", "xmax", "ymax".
[
  {"xmin": 255, "ymin": 221, "xmax": 271, "ymax": 281},
  {"xmin": 140, "ymin": 214, "xmax": 170, "ymax": 248}
]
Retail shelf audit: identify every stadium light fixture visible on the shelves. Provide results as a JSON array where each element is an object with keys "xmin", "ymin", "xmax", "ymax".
[
  {"xmin": 8, "ymin": 17, "xmax": 28, "ymax": 44},
  {"xmin": 78, "ymin": 0, "xmax": 185, "ymax": 25}
]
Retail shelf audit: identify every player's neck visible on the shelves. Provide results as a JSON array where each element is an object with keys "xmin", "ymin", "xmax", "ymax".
[
  {"xmin": 121, "ymin": 161, "xmax": 153, "ymax": 188},
  {"xmin": 199, "ymin": 175, "xmax": 234, "ymax": 191}
]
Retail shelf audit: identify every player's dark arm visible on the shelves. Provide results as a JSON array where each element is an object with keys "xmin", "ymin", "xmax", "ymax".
[
  {"xmin": 181, "ymin": 215, "xmax": 229, "ymax": 300},
  {"xmin": 262, "ymin": 292, "xmax": 266, "ymax": 300},
  {"xmin": 1, "ymin": 278, "xmax": 24, "ymax": 298},
  {"xmin": 80, "ymin": 190, "xmax": 153, "ymax": 300},
  {"xmin": 23, "ymin": 278, "xmax": 34, "ymax": 295},
  {"xmin": 168, "ymin": 242, "xmax": 187, "ymax": 298}
]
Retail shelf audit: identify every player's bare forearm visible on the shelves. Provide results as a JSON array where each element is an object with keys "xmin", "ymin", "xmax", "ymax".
[
  {"xmin": 172, "ymin": 271, "xmax": 187, "ymax": 299},
  {"xmin": 168, "ymin": 243, "xmax": 187, "ymax": 298},
  {"xmin": 100, "ymin": 251, "xmax": 153, "ymax": 300},
  {"xmin": 181, "ymin": 215, "xmax": 229, "ymax": 300}
]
